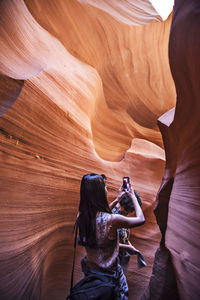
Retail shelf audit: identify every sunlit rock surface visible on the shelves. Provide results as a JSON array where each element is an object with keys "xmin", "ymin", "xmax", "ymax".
[
  {"xmin": 77, "ymin": 0, "xmax": 162, "ymax": 25},
  {"xmin": 0, "ymin": 0, "xmax": 189, "ymax": 299},
  {"xmin": 142, "ymin": 1, "xmax": 200, "ymax": 299}
]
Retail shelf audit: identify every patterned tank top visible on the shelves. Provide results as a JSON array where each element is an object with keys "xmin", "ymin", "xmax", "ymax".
[{"xmin": 85, "ymin": 212, "xmax": 119, "ymax": 272}]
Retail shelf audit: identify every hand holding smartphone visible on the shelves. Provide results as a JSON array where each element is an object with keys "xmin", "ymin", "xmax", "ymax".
[{"xmin": 123, "ymin": 177, "xmax": 130, "ymax": 191}]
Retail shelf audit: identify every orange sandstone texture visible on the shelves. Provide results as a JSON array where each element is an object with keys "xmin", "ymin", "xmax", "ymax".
[
  {"xmin": 142, "ymin": 1, "xmax": 200, "ymax": 300},
  {"xmin": 0, "ymin": 1, "xmax": 176, "ymax": 300},
  {"xmin": 25, "ymin": 0, "xmax": 175, "ymax": 161}
]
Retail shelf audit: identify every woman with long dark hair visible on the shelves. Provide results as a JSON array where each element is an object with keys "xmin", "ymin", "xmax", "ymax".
[{"xmin": 76, "ymin": 173, "xmax": 145, "ymax": 299}]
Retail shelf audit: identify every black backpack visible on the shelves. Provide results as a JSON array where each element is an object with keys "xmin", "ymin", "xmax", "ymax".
[
  {"xmin": 66, "ymin": 223, "xmax": 120, "ymax": 300},
  {"xmin": 67, "ymin": 273, "xmax": 120, "ymax": 300}
]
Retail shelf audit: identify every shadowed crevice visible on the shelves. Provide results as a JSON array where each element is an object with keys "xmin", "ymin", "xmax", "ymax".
[
  {"xmin": 0, "ymin": 74, "xmax": 24, "ymax": 117},
  {"xmin": 141, "ymin": 246, "xmax": 179, "ymax": 300}
]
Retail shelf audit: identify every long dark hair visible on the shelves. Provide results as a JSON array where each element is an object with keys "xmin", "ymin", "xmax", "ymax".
[{"xmin": 76, "ymin": 173, "xmax": 111, "ymax": 247}]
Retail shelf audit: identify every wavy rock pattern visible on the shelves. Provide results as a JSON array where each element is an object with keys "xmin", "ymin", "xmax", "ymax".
[
  {"xmin": 77, "ymin": 0, "xmax": 162, "ymax": 25},
  {"xmin": 0, "ymin": 1, "xmax": 179, "ymax": 300},
  {"xmin": 143, "ymin": 1, "xmax": 200, "ymax": 299},
  {"xmin": 24, "ymin": 0, "xmax": 175, "ymax": 162}
]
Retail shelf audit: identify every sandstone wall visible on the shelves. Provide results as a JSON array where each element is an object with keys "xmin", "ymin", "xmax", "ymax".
[
  {"xmin": 142, "ymin": 1, "xmax": 200, "ymax": 299},
  {"xmin": 0, "ymin": 1, "xmax": 180, "ymax": 299}
]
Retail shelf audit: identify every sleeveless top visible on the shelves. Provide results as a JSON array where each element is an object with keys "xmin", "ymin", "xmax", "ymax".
[{"xmin": 85, "ymin": 212, "xmax": 119, "ymax": 272}]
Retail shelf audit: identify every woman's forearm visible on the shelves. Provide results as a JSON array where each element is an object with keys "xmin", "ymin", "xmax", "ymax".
[
  {"xmin": 109, "ymin": 198, "xmax": 119, "ymax": 210},
  {"xmin": 110, "ymin": 185, "xmax": 125, "ymax": 210},
  {"xmin": 119, "ymin": 243, "xmax": 139, "ymax": 255},
  {"xmin": 130, "ymin": 193, "xmax": 145, "ymax": 222}
]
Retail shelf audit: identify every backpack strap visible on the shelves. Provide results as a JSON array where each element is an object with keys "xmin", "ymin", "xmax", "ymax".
[{"xmin": 70, "ymin": 221, "xmax": 78, "ymax": 291}]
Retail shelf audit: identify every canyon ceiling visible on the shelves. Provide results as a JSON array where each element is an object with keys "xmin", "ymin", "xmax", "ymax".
[{"xmin": 0, "ymin": 0, "xmax": 200, "ymax": 300}]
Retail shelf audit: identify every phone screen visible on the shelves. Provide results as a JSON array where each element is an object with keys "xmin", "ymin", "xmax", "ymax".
[{"xmin": 123, "ymin": 177, "xmax": 130, "ymax": 191}]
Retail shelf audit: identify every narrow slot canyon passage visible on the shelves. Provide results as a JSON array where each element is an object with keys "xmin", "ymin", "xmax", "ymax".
[{"xmin": 0, "ymin": 1, "xmax": 200, "ymax": 300}]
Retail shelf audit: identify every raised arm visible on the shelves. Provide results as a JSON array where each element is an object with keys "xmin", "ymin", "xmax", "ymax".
[
  {"xmin": 109, "ymin": 184, "xmax": 125, "ymax": 210},
  {"xmin": 111, "ymin": 186, "xmax": 145, "ymax": 230},
  {"xmin": 109, "ymin": 198, "xmax": 119, "ymax": 211}
]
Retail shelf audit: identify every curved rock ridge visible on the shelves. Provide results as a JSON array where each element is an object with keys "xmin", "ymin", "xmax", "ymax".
[
  {"xmin": 0, "ymin": 1, "xmax": 177, "ymax": 300},
  {"xmin": 129, "ymin": 138, "xmax": 165, "ymax": 160},
  {"xmin": 25, "ymin": 0, "xmax": 176, "ymax": 161},
  {"xmin": 77, "ymin": 0, "xmax": 162, "ymax": 25},
  {"xmin": 0, "ymin": 0, "xmax": 52, "ymax": 79}
]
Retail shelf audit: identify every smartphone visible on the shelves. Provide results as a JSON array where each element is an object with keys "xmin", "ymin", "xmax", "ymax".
[{"xmin": 123, "ymin": 177, "xmax": 130, "ymax": 191}]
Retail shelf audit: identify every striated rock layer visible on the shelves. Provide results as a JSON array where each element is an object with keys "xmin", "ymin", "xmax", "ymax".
[
  {"xmin": 0, "ymin": 1, "xmax": 179, "ymax": 300},
  {"xmin": 142, "ymin": 1, "xmax": 200, "ymax": 300}
]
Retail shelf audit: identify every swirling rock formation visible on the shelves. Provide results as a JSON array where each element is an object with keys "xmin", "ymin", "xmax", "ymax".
[
  {"xmin": 142, "ymin": 1, "xmax": 200, "ymax": 300},
  {"xmin": 77, "ymin": 0, "xmax": 162, "ymax": 25},
  {"xmin": 2, "ymin": 0, "xmax": 199, "ymax": 300}
]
